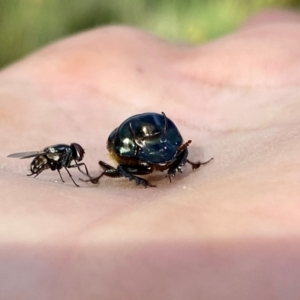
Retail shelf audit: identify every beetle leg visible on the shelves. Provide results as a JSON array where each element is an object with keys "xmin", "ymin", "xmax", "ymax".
[
  {"xmin": 117, "ymin": 165, "xmax": 156, "ymax": 188},
  {"xmin": 101, "ymin": 161, "xmax": 154, "ymax": 186},
  {"xmin": 81, "ymin": 161, "xmax": 155, "ymax": 187},
  {"xmin": 101, "ymin": 161, "xmax": 155, "ymax": 187},
  {"xmin": 167, "ymin": 149, "xmax": 213, "ymax": 182},
  {"xmin": 167, "ymin": 149, "xmax": 189, "ymax": 181},
  {"xmin": 100, "ymin": 161, "xmax": 123, "ymax": 177},
  {"xmin": 161, "ymin": 112, "xmax": 168, "ymax": 133},
  {"xmin": 186, "ymin": 157, "xmax": 213, "ymax": 169},
  {"xmin": 80, "ymin": 161, "xmax": 121, "ymax": 184},
  {"xmin": 177, "ymin": 140, "xmax": 192, "ymax": 153}
]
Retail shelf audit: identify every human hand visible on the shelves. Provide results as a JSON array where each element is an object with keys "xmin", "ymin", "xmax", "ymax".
[{"xmin": 1, "ymin": 9, "xmax": 300, "ymax": 299}]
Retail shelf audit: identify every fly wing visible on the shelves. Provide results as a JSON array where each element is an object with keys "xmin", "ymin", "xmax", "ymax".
[{"xmin": 7, "ymin": 151, "xmax": 47, "ymax": 159}]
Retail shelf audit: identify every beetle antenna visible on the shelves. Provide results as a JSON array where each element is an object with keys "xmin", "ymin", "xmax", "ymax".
[{"xmin": 161, "ymin": 112, "xmax": 168, "ymax": 133}]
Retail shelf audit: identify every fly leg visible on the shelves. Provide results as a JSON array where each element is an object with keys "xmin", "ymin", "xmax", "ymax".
[
  {"xmin": 63, "ymin": 167, "xmax": 80, "ymax": 187},
  {"xmin": 69, "ymin": 162, "xmax": 90, "ymax": 177}
]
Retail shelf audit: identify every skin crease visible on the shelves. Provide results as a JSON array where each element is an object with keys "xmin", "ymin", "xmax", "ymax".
[{"xmin": 0, "ymin": 8, "xmax": 300, "ymax": 299}]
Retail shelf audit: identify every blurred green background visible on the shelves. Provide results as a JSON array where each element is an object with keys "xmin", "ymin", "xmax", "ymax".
[{"xmin": 0, "ymin": 0, "xmax": 299, "ymax": 68}]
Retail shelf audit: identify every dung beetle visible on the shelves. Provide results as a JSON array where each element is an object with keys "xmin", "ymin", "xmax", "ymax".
[
  {"xmin": 85, "ymin": 112, "xmax": 212, "ymax": 187},
  {"xmin": 7, "ymin": 143, "xmax": 90, "ymax": 187}
]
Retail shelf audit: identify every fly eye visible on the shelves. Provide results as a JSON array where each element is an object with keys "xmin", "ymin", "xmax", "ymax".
[{"xmin": 71, "ymin": 143, "xmax": 85, "ymax": 161}]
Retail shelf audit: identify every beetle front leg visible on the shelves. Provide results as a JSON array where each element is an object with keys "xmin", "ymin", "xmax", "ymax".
[
  {"xmin": 101, "ymin": 161, "xmax": 155, "ymax": 187},
  {"xmin": 167, "ymin": 149, "xmax": 213, "ymax": 182},
  {"xmin": 117, "ymin": 164, "xmax": 155, "ymax": 188},
  {"xmin": 79, "ymin": 161, "xmax": 112, "ymax": 184},
  {"xmin": 80, "ymin": 161, "xmax": 123, "ymax": 184},
  {"xmin": 167, "ymin": 149, "xmax": 189, "ymax": 181},
  {"xmin": 83, "ymin": 161, "xmax": 155, "ymax": 187}
]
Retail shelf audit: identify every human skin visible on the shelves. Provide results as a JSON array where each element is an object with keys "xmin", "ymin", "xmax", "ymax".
[{"xmin": 1, "ymin": 9, "xmax": 300, "ymax": 299}]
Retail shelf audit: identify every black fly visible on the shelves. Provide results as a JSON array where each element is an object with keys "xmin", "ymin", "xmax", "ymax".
[{"xmin": 8, "ymin": 143, "xmax": 89, "ymax": 187}]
